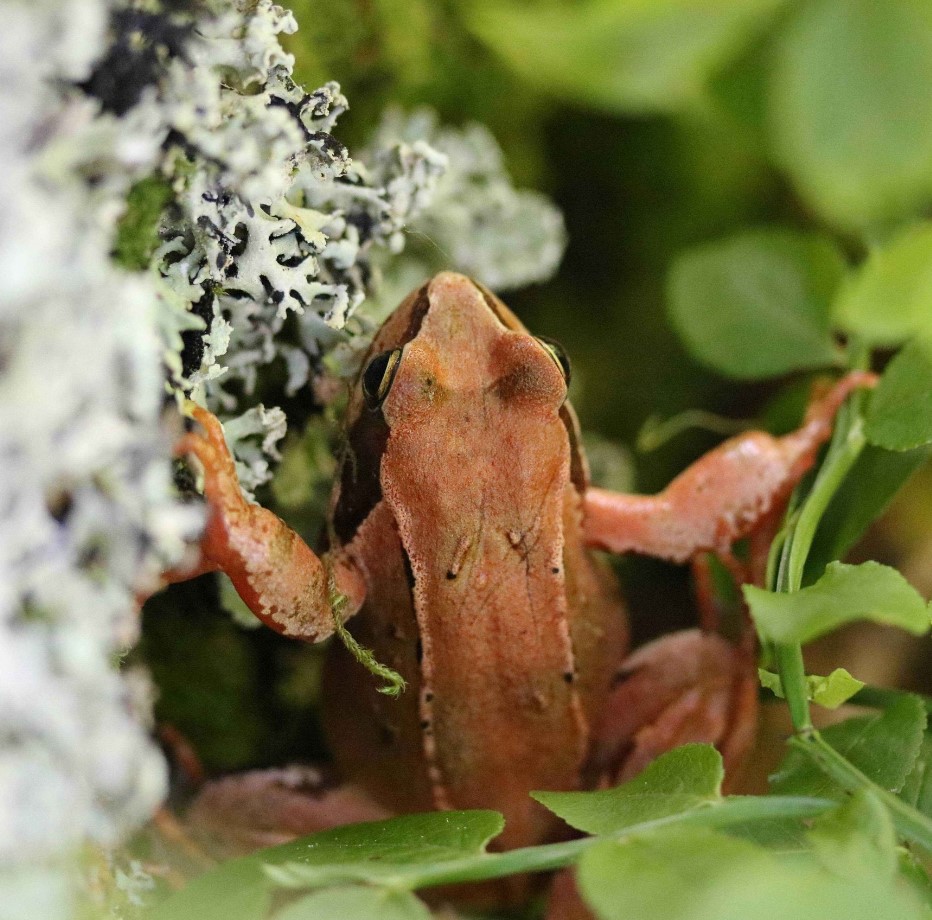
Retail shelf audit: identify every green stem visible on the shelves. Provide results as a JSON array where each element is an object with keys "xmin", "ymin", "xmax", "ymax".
[
  {"xmin": 776, "ymin": 645, "xmax": 813, "ymax": 732},
  {"xmin": 768, "ymin": 387, "xmax": 869, "ymax": 735},
  {"xmin": 785, "ymin": 417, "xmax": 866, "ymax": 591},
  {"xmin": 790, "ymin": 733, "xmax": 932, "ymax": 853}
]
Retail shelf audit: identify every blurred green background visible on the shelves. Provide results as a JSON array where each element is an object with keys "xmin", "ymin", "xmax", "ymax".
[{"xmin": 145, "ymin": 0, "xmax": 932, "ymax": 779}]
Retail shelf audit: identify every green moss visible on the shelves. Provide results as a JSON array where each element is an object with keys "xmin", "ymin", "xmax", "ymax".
[{"xmin": 113, "ymin": 176, "xmax": 174, "ymax": 271}]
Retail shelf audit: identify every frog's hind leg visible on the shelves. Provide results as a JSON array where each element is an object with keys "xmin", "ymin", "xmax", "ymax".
[
  {"xmin": 586, "ymin": 629, "xmax": 758, "ymax": 791},
  {"xmin": 162, "ymin": 403, "xmax": 366, "ymax": 641},
  {"xmin": 183, "ymin": 766, "xmax": 392, "ymax": 858}
]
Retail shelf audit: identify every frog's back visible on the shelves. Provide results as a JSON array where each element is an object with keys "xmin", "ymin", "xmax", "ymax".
[{"xmin": 323, "ymin": 274, "xmax": 627, "ymax": 853}]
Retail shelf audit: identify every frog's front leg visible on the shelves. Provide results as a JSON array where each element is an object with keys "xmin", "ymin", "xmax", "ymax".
[
  {"xmin": 579, "ymin": 373, "xmax": 875, "ymax": 790},
  {"xmin": 170, "ymin": 404, "xmax": 366, "ymax": 640},
  {"xmin": 582, "ymin": 372, "xmax": 875, "ymax": 562}
]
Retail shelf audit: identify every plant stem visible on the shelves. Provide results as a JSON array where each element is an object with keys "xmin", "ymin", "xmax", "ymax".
[{"xmin": 769, "ymin": 386, "xmax": 869, "ymax": 734}]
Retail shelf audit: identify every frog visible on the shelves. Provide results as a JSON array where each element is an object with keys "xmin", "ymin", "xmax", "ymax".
[{"xmin": 168, "ymin": 271, "xmax": 873, "ymax": 907}]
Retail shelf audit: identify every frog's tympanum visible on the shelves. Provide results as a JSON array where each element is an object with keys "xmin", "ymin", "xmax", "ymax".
[{"xmin": 168, "ymin": 272, "xmax": 873, "ymax": 914}]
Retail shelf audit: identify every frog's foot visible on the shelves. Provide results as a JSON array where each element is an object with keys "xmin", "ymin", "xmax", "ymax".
[
  {"xmin": 587, "ymin": 629, "xmax": 758, "ymax": 791},
  {"xmin": 583, "ymin": 371, "xmax": 876, "ymax": 563},
  {"xmin": 184, "ymin": 766, "xmax": 392, "ymax": 858},
  {"xmin": 170, "ymin": 403, "xmax": 366, "ymax": 640}
]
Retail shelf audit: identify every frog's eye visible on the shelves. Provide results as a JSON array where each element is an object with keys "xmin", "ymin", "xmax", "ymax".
[
  {"xmin": 362, "ymin": 348, "xmax": 403, "ymax": 409},
  {"xmin": 536, "ymin": 336, "xmax": 571, "ymax": 386}
]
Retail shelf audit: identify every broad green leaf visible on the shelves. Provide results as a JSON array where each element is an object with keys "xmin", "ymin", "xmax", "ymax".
[
  {"xmin": 147, "ymin": 853, "xmax": 270, "ymax": 920},
  {"xmin": 808, "ymin": 789, "xmax": 897, "ymax": 881},
  {"xmin": 151, "ymin": 811, "xmax": 503, "ymax": 916},
  {"xmin": 666, "ymin": 228, "xmax": 844, "ymax": 379},
  {"xmin": 804, "ymin": 444, "xmax": 931, "ymax": 584},
  {"xmin": 834, "ymin": 224, "xmax": 932, "ymax": 345},
  {"xmin": 746, "ymin": 561, "xmax": 932, "ymax": 645},
  {"xmin": 867, "ymin": 338, "xmax": 932, "ymax": 451},
  {"xmin": 901, "ymin": 733, "xmax": 932, "ymax": 819},
  {"xmin": 532, "ymin": 744, "xmax": 722, "ymax": 835},
  {"xmin": 759, "ymin": 667, "xmax": 865, "ymax": 709},
  {"xmin": 464, "ymin": 0, "xmax": 785, "ymax": 115},
  {"xmin": 771, "ymin": 696, "xmax": 927, "ymax": 799},
  {"xmin": 577, "ymin": 828, "xmax": 772, "ymax": 920},
  {"xmin": 769, "ymin": 0, "xmax": 932, "ymax": 229},
  {"xmin": 273, "ymin": 886, "xmax": 432, "ymax": 920},
  {"xmin": 577, "ymin": 824, "xmax": 927, "ymax": 920},
  {"xmin": 264, "ymin": 811, "xmax": 503, "ymax": 889}
]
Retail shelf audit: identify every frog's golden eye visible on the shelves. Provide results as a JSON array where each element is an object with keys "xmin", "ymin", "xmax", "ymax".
[
  {"xmin": 536, "ymin": 336, "xmax": 571, "ymax": 386},
  {"xmin": 362, "ymin": 348, "xmax": 403, "ymax": 409}
]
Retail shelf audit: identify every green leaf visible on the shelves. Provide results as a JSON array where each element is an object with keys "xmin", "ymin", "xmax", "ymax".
[
  {"xmin": 151, "ymin": 811, "xmax": 503, "ymax": 916},
  {"xmin": 147, "ymin": 853, "xmax": 271, "ymax": 920},
  {"xmin": 532, "ymin": 744, "xmax": 722, "ymax": 835},
  {"xmin": 768, "ymin": 0, "xmax": 932, "ymax": 229},
  {"xmin": 746, "ymin": 561, "xmax": 932, "ymax": 645},
  {"xmin": 772, "ymin": 696, "xmax": 928, "ymax": 799},
  {"xmin": 273, "ymin": 886, "xmax": 432, "ymax": 920},
  {"xmin": 808, "ymin": 789, "xmax": 897, "ymax": 881},
  {"xmin": 666, "ymin": 228, "xmax": 845, "ymax": 379},
  {"xmin": 464, "ymin": 0, "xmax": 786, "ymax": 115},
  {"xmin": 577, "ymin": 824, "xmax": 927, "ymax": 920},
  {"xmin": 833, "ymin": 224, "xmax": 932, "ymax": 346},
  {"xmin": 577, "ymin": 827, "xmax": 771, "ymax": 920},
  {"xmin": 867, "ymin": 338, "xmax": 932, "ymax": 451},
  {"xmin": 759, "ymin": 667, "xmax": 865, "ymax": 709},
  {"xmin": 804, "ymin": 444, "xmax": 931, "ymax": 584},
  {"xmin": 901, "ymin": 733, "xmax": 932, "ymax": 819},
  {"xmin": 262, "ymin": 811, "xmax": 503, "ymax": 889}
]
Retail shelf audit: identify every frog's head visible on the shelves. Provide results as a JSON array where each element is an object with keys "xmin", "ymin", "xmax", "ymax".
[
  {"xmin": 367, "ymin": 271, "xmax": 569, "ymax": 424},
  {"xmin": 333, "ymin": 272, "xmax": 584, "ymax": 549}
]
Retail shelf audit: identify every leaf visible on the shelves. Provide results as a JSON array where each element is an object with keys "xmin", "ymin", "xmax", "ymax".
[
  {"xmin": 804, "ymin": 444, "xmax": 931, "ymax": 584},
  {"xmin": 532, "ymin": 744, "xmax": 722, "ymax": 835},
  {"xmin": 147, "ymin": 853, "xmax": 271, "ymax": 920},
  {"xmin": 464, "ymin": 0, "xmax": 786, "ymax": 115},
  {"xmin": 768, "ymin": 0, "xmax": 932, "ymax": 229},
  {"xmin": 808, "ymin": 789, "xmax": 897, "ymax": 881},
  {"xmin": 261, "ymin": 811, "xmax": 503, "ymax": 889},
  {"xmin": 577, "ymin": 824, "xmax": 927, "ymax": 920},
  {"xmin": 901, "ymin": 733, "xmax": 932, "ymax": 819},
  {"xmin": 746, "ymin": 561, "xmax": 932, "ymax": 646},
  {"xmin": 867, "ymin": 338, "xmax": 932, "ymax": 451},
  {"xmin": 273, "ymin": 886, "xmax": 432, "ymax": 920},
  {"xmin": 771, "ymin": 696, "xmax": 928, "ymax": 799},
  {"xmin": 833, "ymin": 224, "xmax": 932, "ymax": 346},
  {"xmin": 758, "ymin": 667, "xmax": 865, "ymax": 709},
  {"xmin": 666, "ymin": 228, "xmax": 845, "ymax": 379},
  {"xmin": 150, "ymin": 811, "xmax": 503, "ymax": 916},
  {"xmin": 577, "ymin": 827, "xmax": 772, "ymax": 920}
]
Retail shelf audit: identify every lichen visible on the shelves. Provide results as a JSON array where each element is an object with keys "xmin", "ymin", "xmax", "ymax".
[{"xmin": 0, "ymin": 0, "xmax": 566, "ymax": 914}]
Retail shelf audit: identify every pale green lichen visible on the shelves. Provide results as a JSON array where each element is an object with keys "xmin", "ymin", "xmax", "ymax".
[{"xmin": 0, "ymin": 1, "xmax": 566, "ymax": 915}]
